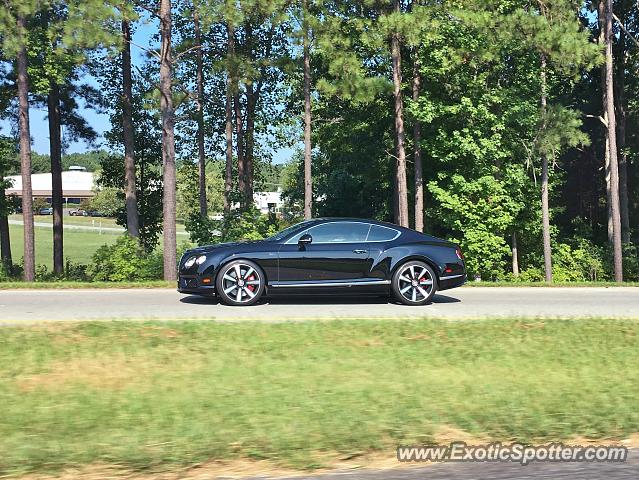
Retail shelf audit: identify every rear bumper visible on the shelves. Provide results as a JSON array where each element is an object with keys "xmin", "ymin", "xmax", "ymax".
[{"xmin": 438, "ymin": 273, "xmax": 466, "ymax": 291}]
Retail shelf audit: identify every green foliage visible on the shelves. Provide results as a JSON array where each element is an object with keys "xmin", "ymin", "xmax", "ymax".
[
  {"xmin": 176, "ymin": 161, "xmax": 224, "ymax": 220},
  {"xmin": 32, "ymin": 198, "xmax": 50, "ymax": 212},
  {"xmin": 184, "ymin": 212, "xmax": 220, "ymax": 246},
  {"xmin": 429, "ymin": 170, "xmax": 525, "ymax": 279},
  {"xmin": 21, "ymin": 151, "xmax": 107, "ymax": 174},
  {"xmin": 87, "ymin": 235, "xmax": 163, "ymax": 282},
  {"xmin": 186, "ymin": 206, "xmax": 278, "ymax": 246},
  {"xmin": 87, "ymin": 187, "xmax": 123, "ymax": 217}
]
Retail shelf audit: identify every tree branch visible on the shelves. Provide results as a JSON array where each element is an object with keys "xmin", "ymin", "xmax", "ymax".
[
  {"xmin": 613, "ymin": 13, "xmax": 639, "ymax": 48},
  {"xmin": 128, "ymin": 38, "xmax": 161, "ymax": 60},
  {"xmin": 585, "ymin": 114, "xmax": 608, "ymax": 127},
  {"xmin": 174, "ymin": 44, "xmax": 203, "ymax": 62},
  {"xmin": 131, "ymin": 0, "xmax": 160, "ymax": 19}
]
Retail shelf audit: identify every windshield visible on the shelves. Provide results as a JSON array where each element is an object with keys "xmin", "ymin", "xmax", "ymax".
[{"xmin": 267, "ymin": 220, "xmax": 315, "ymax": 242}]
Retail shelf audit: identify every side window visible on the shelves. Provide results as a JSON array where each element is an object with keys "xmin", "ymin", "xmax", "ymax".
[
  {"xmin": 366, "ymin": 225, "xmax": 400, "ymax": 242},
  {"xmin": 293, "ymin": 222, "xmax": 371, "ymax": 243}
]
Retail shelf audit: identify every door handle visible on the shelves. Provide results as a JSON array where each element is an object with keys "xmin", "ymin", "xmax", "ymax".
[{"xmin": 353, "ymin": 249, "xmax": 368, "ymax": 254}]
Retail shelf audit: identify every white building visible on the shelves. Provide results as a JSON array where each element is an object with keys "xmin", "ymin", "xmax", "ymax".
[
  {"xmin": 253, "ymin": 190, "xmax": 283, "ymax": 215},
  {"xmin": 6, "ymin": 170, "xmax": 95, "ymax": 205}
]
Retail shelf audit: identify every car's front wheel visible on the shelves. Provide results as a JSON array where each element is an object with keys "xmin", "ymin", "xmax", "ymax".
[
  {"xmin": 392, "ymin": 260, "xmax": 437, "ymax": 306},
  {"xmin": 215, "ymin": 260, "xmax": 265, "ymax": 306}
]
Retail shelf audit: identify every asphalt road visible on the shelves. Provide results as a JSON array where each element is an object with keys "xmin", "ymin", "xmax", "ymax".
[
  {"xmin": 265, "ymin": 450, "xmax": 639, "ymax": 479},
  {"xmin": 2, "ymin": 286, "xmax": 639, "ymax": 323}
]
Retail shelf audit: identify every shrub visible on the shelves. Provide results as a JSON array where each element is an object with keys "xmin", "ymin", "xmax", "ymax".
[
  {"xmin": 186, "ymin": 207, "xmax": 279, "ymax": 246},
  {"xmin": 32, "ymin": 198, "xmax": 50, "ymax": 212},
  {"xmin": 518, "ymin": 240, "xmax": 607, "ymax": 282},
  {"xmin": 88, "ymin": 235, "xmax": 163, "ymax": 282},
  {"xmin": 622, "ymin": 243, "xmax": 639, "ymax": 281}
]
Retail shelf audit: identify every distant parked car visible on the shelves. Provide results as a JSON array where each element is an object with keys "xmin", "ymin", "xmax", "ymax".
[
  {"xmin": 69, "ymin": 209, "xmax": 88, "ymax": 216},
  {"xmin": 86, "ymin": 210, "xmax": 106, "ymax": 217},
  {"xmin": 38, "ymin": 207, "xmax": 53, "ymax": 215}
]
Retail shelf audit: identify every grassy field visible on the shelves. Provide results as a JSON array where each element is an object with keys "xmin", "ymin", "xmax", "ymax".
[
  {"xmin": 7, "ymin": 217, "xmax": 189, "ymax": 270},
  {"xmin": 1, "ymin": 318, "xmax": 638, "ymax": 476},
  {"xmin": 9, "ymin": 214, "xmax": 188, "ymax": 231},
  {"xmin": 8, "ymin": 222, "xmax": 120, "ymax": 268}
]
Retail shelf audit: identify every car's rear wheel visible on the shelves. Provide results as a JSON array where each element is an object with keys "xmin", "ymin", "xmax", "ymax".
[
  {"xmin": 216, "ymin": 260, "xmax": 265, "ymax": 306},
  {"xmin": 392, "ymin": 261, "xmax": 437, "ymax": 306}
]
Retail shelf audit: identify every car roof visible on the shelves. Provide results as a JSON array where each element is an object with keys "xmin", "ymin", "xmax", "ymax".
[{"xmin": 312, "ymin": 217, "xmax": 406, "ymax": 231}]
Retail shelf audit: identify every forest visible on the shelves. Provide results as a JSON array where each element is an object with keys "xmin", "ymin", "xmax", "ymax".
[{"xmin": 0, "ymin": 0, "xmax": 637, "ymax": 283}]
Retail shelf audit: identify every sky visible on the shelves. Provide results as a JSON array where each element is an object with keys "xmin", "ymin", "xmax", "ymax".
[{"xmin": 1, "ymin": 18, "xmax": 294, "ymax": 164}]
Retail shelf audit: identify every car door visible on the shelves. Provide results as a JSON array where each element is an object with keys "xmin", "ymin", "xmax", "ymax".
[{"xmin": 277, "ymin": 221, "xmax": 372, "ymax": 283}]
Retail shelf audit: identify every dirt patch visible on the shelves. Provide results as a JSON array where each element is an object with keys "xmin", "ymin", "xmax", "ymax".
[
  {"xmin": 16, "ymin": 354, "xmax": 159, "ymax": 392},
  {"xmin": 11, "ymin": 431, "xmax": 639, "ymax": 480}
]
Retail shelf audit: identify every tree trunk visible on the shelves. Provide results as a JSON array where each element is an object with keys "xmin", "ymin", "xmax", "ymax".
[
  {"xmin": 16, "ymin": 14, "xmax": 35, "ymax": 282},
  {"xmin": 303, "ymin": 0, "xmax": 313, "ymax": 220},
  {"xmin": 245, "ymin": 85, "xmax": 256, "ymax": 206},
  {"xmin": 243, "ymin": 22, "xmax": 255, "ymax": 207},
  {"xmin": 160, "ymin": 0, "xmax": 177, "ymax": 281},
  {"xmin": 599, "ymin": 3, "xmax": 613, "ymax": 244},
  {"xmin": 122, "ymin": 19, "xmax": 139, "ymax": 237},
  {"xmin": 223, "ymin": 23, "xmax": 234, "ymax": 214},
  {"xmin": 0, "ymin": 180, "xmax": 12, "ymax": 273},
  {"xmin": 615, "ymin": 8, "xmax": 630, "ymax": 243},
  {"xmin": 390, "ymin": 0, "xmax": 409, "ymax": 228},
  {"xmin": 412, "ymin": 54, "xmax": 423, "ymax": 232},
  {"xmin": 193, "ymin": 5, "xmax": 207, "ymax": 217},
  {"xmin": 512, "ymin": 232, "xmax": 519, "ymax": 278},
  {"xmin": 47, "ymin": 82, "xmax": 64, "ymax": 276},
  {"xmin": 230, "ymin": 24, "xmax": 245, "ymax": 209},
  {"xmin": 224, "ymin": 78, "xmax": 233, "ymax": 214},
  {"xmin": 603, "ymin": 0, "xmax": 623, "ymax": 282},
  {"xmin": 234, "ymin": 93, "xmax": 245, "ymax": 207},
  {"xmin": 540, "ymin": 54, "xmax": 552, "ymax": 283},
  {"xmin": 605, "ymin": 124, "xmax": 613, "ymax": 243}
]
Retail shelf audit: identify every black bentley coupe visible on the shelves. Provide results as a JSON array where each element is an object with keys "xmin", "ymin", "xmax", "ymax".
[{"xmin": 178, "ymin": 218, "xmax": 466, "ymax": 306}]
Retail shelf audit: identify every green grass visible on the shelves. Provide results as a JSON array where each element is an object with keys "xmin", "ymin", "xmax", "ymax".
[
  {"xmin": 11, "ymin": 213, "xmax": 122, "ymax": 228},
  {"xmin": 0, "ymin": 281, "xmax": 174, "ymax": 289},
  {"xmin": 10, "ymin": 214, "xmax": 187, "ymax": 231},
  {"xmin": 467, "ymin": 281, "xmax": 639, "ymax": 287},
  {"xmin": 7, "ymin": 218, "xmax": 189, "ymax": 270},
  {"xmin": 9, "ymin": 222, "xmax": 120, "ymax": 268},
  {"xmin": 1, "ymin": 318, "xmax": 638, "ymax": 475}
]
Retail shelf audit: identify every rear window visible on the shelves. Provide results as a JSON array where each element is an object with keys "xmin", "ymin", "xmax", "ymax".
[{"xmin": 367, "ymin": 225, "xmax": 400, "ymax": 242}]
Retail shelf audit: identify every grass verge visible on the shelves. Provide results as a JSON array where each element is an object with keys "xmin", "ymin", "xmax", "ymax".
[
  {"xmin": 1, "ymin": 318, "xmax": 638, "ymax": 476},
  {"xmin": 466, "ymin": 281, "xmax": 639, "ymax": 287},
  {"xmin": 0, "ymin": 281, "xmax": 174, "ymax": 289}
]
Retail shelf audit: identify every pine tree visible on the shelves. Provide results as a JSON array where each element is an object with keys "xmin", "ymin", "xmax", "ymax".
[
  {"xmin": 601, "ymin": 0, "xmax": 623, "ymax": 281},
  {"xmin": 302, "ymin": 0, "xmax": 313, "ymax": 220},
  {"xmin": 0, "ymin": 3, "xmax": 40, "ymax": 281},
  {"xmin": 160, "ymin": 0, "xmax": 177, "ymax": 281},
  {"xmin": 121, "ymin": 15, "xmax": 140, "ymax": 237}
]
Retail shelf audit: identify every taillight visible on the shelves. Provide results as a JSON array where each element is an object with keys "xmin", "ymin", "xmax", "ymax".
[{"xmin": 455, "ymin": 247, "xmax": 464, "ymax": 260}]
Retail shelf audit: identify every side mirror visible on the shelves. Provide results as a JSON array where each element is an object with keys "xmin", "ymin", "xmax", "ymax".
[{"xmin": 298, "ymin": 233, "xmax": 312, "ymax": 249}]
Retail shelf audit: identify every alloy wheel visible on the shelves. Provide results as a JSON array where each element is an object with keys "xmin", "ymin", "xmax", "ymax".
[
  {"xmin": 396, "ymin": 263, "xmax": 434, "ymax": 303},
  {"xmin": 219, "ymin": 262, "xmax": 262, "ymax": 305}
]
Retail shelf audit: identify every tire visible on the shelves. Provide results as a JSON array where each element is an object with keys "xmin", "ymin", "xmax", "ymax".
[
  {"xmin": 215, "ymin": 259, "xmax": 265, "ymax": 306},
  {"xmin": 392, "ymin": 260, "xmax": 438, "ymax": 306}
]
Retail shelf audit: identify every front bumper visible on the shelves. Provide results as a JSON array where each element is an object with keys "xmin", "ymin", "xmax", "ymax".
[{"xmin": 177, "ymin": 275, "xmax": 216, "ymax": 296}]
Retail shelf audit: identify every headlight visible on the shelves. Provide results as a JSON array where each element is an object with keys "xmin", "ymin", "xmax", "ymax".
[
  {"xmin": 195, "ymin": 255, "xmax": 207, "ymax": 265},
  {"xmin": 184, "ymin": 256, "xmax": 196, "ymax": 268}
]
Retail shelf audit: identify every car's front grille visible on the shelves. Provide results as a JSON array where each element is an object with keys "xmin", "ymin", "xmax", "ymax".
[{"xmin": 180, "ymin": 277, "xmax": 198, "ymax": 289}]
